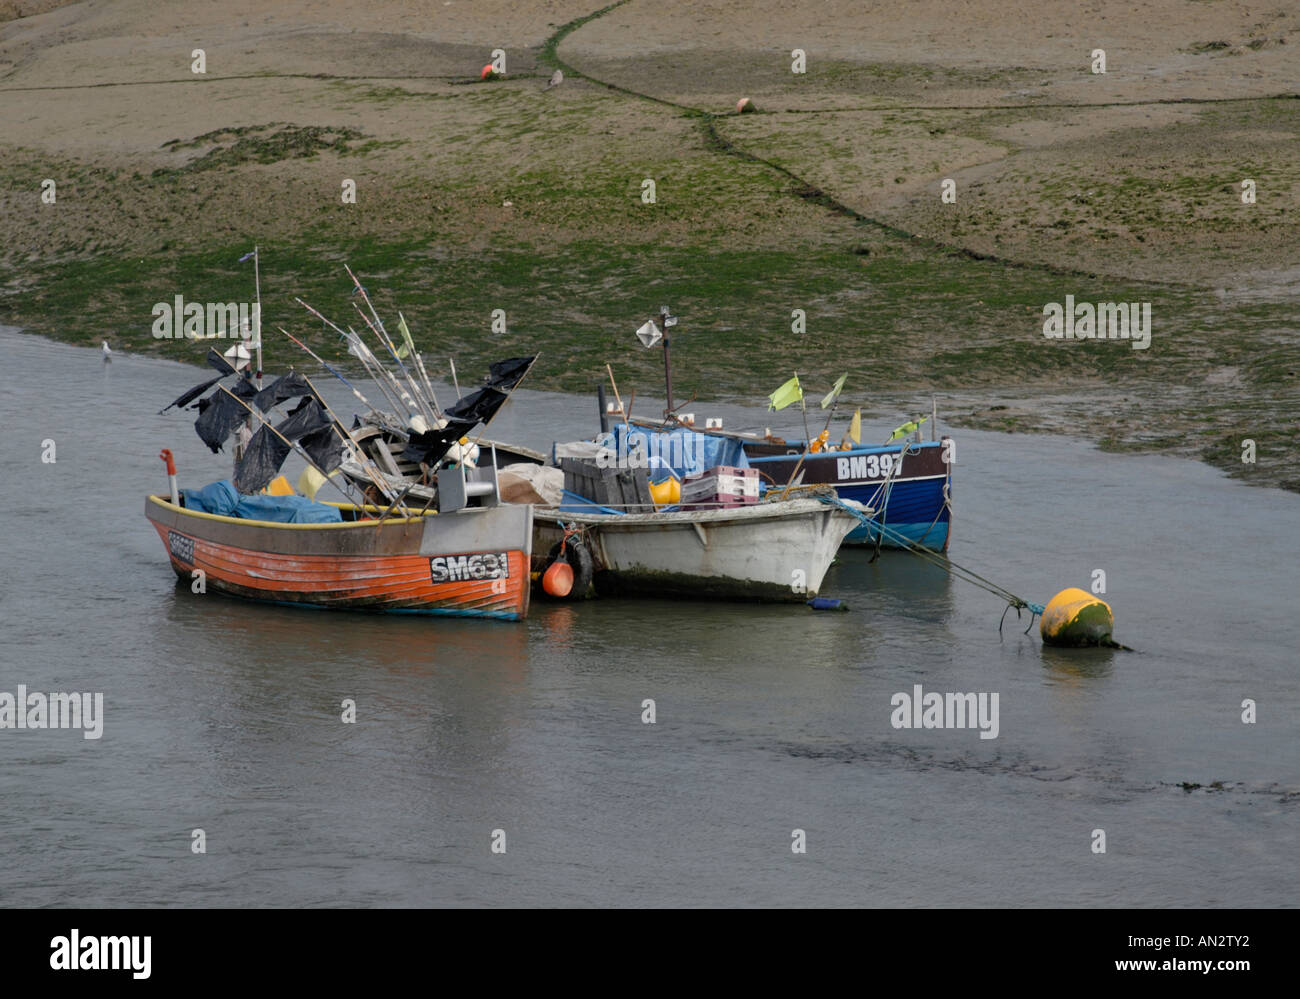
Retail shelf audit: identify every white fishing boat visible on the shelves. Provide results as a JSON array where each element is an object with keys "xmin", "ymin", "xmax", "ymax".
[{"xmin": 534, "ymin": 494, "xmax": 870, "ymax": 602}]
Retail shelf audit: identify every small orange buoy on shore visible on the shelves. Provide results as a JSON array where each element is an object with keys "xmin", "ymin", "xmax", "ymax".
[
  {"xmin": 736, "ymin": 97, "xmax": 756, "ymax": 113},
  {"xmin": 481, "ymin": 65, "xmax": 499, "ymax": 81}
]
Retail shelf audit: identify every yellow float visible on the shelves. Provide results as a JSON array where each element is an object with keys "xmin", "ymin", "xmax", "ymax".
[{"xmin": 1040, "ymin": 587, "xmax": 1117, "ymax": 647}]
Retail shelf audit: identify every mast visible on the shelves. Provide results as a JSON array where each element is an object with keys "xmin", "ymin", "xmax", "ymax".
[
  {"xmin": 659, "ymin": 305, "xmax": 677, "ymax": 417},
  {"xmin": 253, "ymin": 245, "xmax": 263, "ymax": 389}
]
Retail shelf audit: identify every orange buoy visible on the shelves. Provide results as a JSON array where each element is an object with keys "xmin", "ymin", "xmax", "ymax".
[
  {"xmin": 481, "ymin": 64, "xmax": 498, "ymax": 80},
  {"xmin": 542, "ymin": 559, "xmax": 574, "ymax": 598}
]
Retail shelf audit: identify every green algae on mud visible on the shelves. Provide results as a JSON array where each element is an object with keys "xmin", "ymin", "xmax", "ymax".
[{"xmin": 5, "ymin": 231, "xmax": 1296, "ymax": 493}]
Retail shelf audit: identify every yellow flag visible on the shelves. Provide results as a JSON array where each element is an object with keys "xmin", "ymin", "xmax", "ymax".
[
  {"xmin": 848, "ymin": 408, "xmax": 861, "ymax": 445},
  {"xmin": 768, "ymin": 375, "xmax": 802, "ymax": 411},
  {"xmin": 820, "ymin": 373, "xmax": 847, "ymax": 409},
  {"xmin": 394, "ymin": 313, "xmax": 414, "ymax": 360},
  {"xmin": 888, "ymin": 415, "xmax": 928, "ymax": 442}
]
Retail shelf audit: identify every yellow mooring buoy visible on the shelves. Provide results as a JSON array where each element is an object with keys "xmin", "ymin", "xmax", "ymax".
[{"xmin": 1040, "ymin": 587, "xmax": 1118, "ymax": 647}]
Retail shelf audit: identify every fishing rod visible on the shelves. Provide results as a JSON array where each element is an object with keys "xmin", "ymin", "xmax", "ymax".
[
  {"xmin": 278, "ymin": 327, "xmax": 378, "ymax": 414},
  {"xmin": 349, "ymin": 324, "xmax": 424, "ymax": 424},
  {"xmin": 295, "ymin": 297, "xmax": 411, "ymax": 420},
  {"xmin": 345, "ymin": 266, "xmax": 437, "ymax": 423},
  {"xmin": 344, "ymin": 264, "xmax": 392, "ymax": 344},
  {"xmin": 399, "ymin": 311, "xmax": 443, "ymax": 418},
  {"xmin": 351, "ymin": 295, "xmax": 428, "ymax": 411},
  {"xmin": 347, "ymin": 326, "xmax": 414, "ymax": 421},
  {"xmin": 351, "ymin": 300, "xmax": 434, "ymax": 424}
]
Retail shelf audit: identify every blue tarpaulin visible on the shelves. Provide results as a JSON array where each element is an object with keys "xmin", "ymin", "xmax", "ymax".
[
  {"xmin": 182, "ymin": 480, "xmax": 343, "ymax": 524},
  {"xmin": 557, "ymin": 489, "xmax": 628, "ymax": 516},
  {"xmin": 599, "ymin": 427, "xmax": 748, "ymax": 481}
]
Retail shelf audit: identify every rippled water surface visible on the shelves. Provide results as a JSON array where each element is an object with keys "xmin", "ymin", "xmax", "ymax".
[{"xmin": 1, "ymin": 329, "xmax": 1295, "ymax": 907}]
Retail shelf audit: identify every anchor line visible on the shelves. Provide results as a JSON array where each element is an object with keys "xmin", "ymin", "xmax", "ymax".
[{"xmin": 812, "ymin": 493, "xmax": 1045, "ymax": 631}]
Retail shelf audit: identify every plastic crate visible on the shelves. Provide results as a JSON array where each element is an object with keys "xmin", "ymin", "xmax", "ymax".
[
  {"xmin": 680, "ymin": 466, "xmax": 759, "ymax": 506},
  {"xmin": 558, "ymin": 456, "xmax": 652, "ymax": 512}
]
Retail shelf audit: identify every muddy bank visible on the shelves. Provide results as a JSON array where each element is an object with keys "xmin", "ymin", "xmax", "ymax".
[{"xmin": 1, "ymin": 0, "xmax": 1295, "ymax": 492}]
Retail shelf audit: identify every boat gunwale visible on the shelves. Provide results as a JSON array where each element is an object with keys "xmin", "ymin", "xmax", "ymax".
[
  {"xmin": 746, "ymin": 440, "xmax": 947, "ymax": 458},
  {"xmin": 536, "ymin": 496, "xmax": 872, "ymax": 527},
  {"xmin": 145, "ymin": 493, "xmax": 439, "ymax": 531}
]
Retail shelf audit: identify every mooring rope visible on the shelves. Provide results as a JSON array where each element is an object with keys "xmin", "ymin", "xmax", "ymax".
[
  {"xmin": 863, "ymin": 441, "xmax": 915, "ymax": 562},
  {"xmin": 914, "ymin": 478, "xmax": 953, "ymax": 551},
  {"xmin": 813, "ymin": 493, "xmax": 1045, "ymax": 633}
]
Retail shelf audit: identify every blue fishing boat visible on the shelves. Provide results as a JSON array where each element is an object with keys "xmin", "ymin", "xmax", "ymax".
[
  {"xmin": 620, "ymin": 417, "xmax": 953, "ymax": 553},
  {"xmin": 738, "ymin": 437, "xmax": 952, "ymax": 552}
]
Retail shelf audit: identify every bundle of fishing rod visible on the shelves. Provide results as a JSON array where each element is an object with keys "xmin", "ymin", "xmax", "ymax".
[{"xmin": 157, "ymin": 264, "xmax": 537, "ymax": 519}]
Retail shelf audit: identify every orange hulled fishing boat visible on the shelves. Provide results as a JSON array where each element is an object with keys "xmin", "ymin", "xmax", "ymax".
[{"xmin": 146, "ymin": 465, "xmax": 533, "ymax": 621}]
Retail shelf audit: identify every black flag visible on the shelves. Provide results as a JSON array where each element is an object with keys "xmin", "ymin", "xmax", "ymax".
[
  {"xmin": 233, "ymin": 427, "xmax": 291, "ymax": 494},
  {"xmin": 252, "ymin": 372, "xmax": 313, "ymax": 413},
  {"xmin": 159, "ymin": 375, "xmax": 223, "ymax": 414},
  {"xmin": 194, "ymin": 389, "xmax": 248, "ymax": 453},
  {"xmin": 483, "ymin": 355, "xmax": 535, "ymax": 391},
  {"xmin": 300, "ymin": 424, "xmax": 344, "ymax": 473},
  {"xmin": 207, "ymin": 348, "xmax": 237, "ymax": 376},
  {"xmin": 275, "ymin": 396, "xmax": 331, "ymax": 442},
  {"xmin": 444, "ymin": 386, "xmax": 508, "ymax": 426},
  {"xmin": 406, "ymin": 420, "xmax": 476, "ymax": 466}
]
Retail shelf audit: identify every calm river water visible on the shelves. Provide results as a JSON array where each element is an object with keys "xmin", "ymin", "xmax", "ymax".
[{"xmin": 1, "ymin": 328, "xmax": 1295, "ymax": 907}]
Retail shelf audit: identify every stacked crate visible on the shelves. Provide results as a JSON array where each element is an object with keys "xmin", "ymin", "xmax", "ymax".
[{"xmin": 679, "ymin": 465, "xmax": 759, "ymax": 510}]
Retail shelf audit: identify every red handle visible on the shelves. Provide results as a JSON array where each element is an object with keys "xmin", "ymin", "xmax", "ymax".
[{"xmin": 159, "ymin": 448, "xmax": 177, "ymax": 476}]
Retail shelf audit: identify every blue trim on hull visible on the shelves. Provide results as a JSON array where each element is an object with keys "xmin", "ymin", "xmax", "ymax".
[
  {"xmin": 844, "ymin": 519, "xmax": 949, "ymax": 549},
  {"xmin": 835, "ymin": 476, "xmax": 949, "ymax": 550}
]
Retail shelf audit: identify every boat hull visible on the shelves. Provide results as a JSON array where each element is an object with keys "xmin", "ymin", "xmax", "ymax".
[
  {"xmin": 535, "ymin": 497, "xmax": 864, "ymax": 602},
  {"xmin": 744, "ymin": 440, "xmax": 951, "ymax": 551},
  {"xmin": 145, "ymin": 495, "xmax": 532, "ymax": 620}
]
